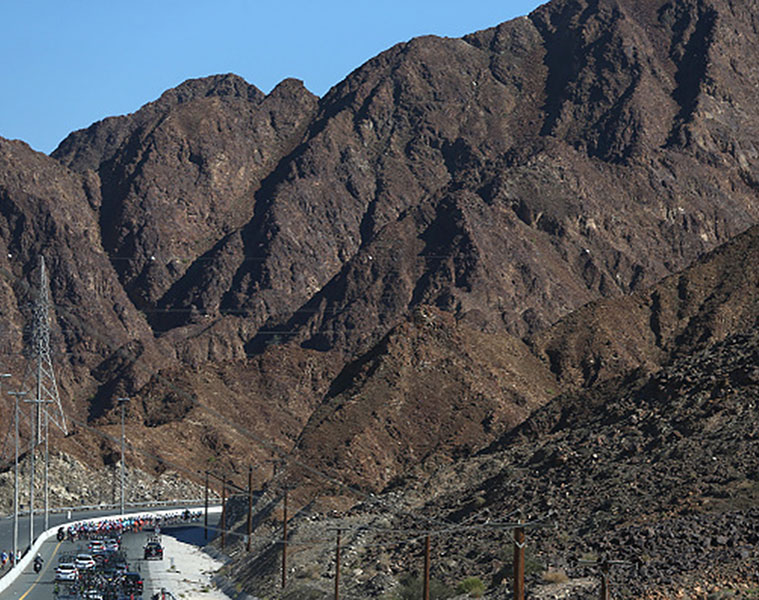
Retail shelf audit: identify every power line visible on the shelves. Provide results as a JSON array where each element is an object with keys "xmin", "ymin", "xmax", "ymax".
[{"xmin": 0, "ymin": 257, "xmax": 480, "ymax": 537}]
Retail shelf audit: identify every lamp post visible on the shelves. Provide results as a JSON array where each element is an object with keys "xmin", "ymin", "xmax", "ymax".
[
  {"xmin": 2, "ymin": 377, "xmax": 17, "ymax": 563},
  {"xmin": 28, "ymin": 404, "xmax": 34, "ymax": 546},
  {"xmin": 117, "ymin": 397, "xmax": 130, "ymax": 515},
  {"xmin": 44, "ymin": 409, "xmax": 49, "ymax": 531}
]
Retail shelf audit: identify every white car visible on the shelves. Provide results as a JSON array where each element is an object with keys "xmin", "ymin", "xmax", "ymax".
[
  {"xmin": 88, "ymin": 540, "xmax": 105, "ymax": 552},
  {"xmin": 55, "ymin": 562, "xmax": 79, "ymax": 581},
  {"xmin": 74, "ymin": 553, "xmax": 96, "ymax": 570},
  {"xmin": 104, "ymin": 538, "xmax": 119, "ymax": 552}
]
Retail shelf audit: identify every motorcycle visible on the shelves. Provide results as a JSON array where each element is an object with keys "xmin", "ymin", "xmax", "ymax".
[{"xmin": 33, "ymin": 557, "xmax": 42, "ymax": 573}]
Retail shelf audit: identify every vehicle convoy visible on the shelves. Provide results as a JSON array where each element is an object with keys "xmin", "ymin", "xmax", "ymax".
[
  {"xmin": 143, "ymin": 536, "xmax": 163, "ymax": 560},
  {"xmin": 38, "ymin": 510, "xmax": 201, "ymax": 598},
  {"xmin": 75, "ymin": 553, "xmax": 96, "ymax": 570},
  {"xmin": 124, "ymin": 571, "xmax": 144, "ymax": 594},
  {"xmin": 55, "ymin": 561, "xmax": 79, "ymax": 581}
]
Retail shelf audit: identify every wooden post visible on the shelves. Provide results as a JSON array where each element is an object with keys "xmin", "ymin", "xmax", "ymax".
[
  {"xmin": 204, "ymin": 470, "xmax": 209, "ymax": 541},
  {"xmin": 334, "ymin": 529, "xmax": 341, "ymax": 600},
  {"xmin": 423, "ymin": 534, "xmax": 431, "ymax": 600},
  {"xmin": 282, "ymin": 489, "xmax": 288, "ymax": 589},
  {"xmin": 246, "ymin": 466, "xmax": 253, "ymax": 552},
  {"xmin": 600, "ymin": 559, "xmax": 610, "ymax": 600},
  {"xmin": 513, "ymin": 525, "xmax": 525, "ymax": 600},
  {"xmin": 221, "ymin": 476, "xmax": 226, "ymax": 550}
]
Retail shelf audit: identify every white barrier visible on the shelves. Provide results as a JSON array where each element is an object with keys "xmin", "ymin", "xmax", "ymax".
[{"xmin": 0, "ymin": 505, "xmax": 222, "ymax": 595}]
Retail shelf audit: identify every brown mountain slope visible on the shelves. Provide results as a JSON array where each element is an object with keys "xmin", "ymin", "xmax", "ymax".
[
  {"xmin": 0, "ymin": 138, "xmax": 160, "ymax": 425},
  {"xmin": 530, "ymin": 223, "xmax": 759, "ymax": 389},
  {"xmin": 290, "ymin": 306, "xmax": 557, "ymax": 492},
  {"xmin": 401, "ymin": 328, "xmax": 759, "ymax": 598},
  {"xmin": 53, "ymin": 74, "xmax": 318, "ymax": 319},
  {"xmin": 1, "ymin": 0, "xmax": 759, "ymax": 494},
  {"xmin": 218, "ymin": 227, "xmax": 759, "ymax": 599},
  {"xmin": 238, "ymin": 0, "xmax": 759, "ymax": 353},
  {"xmin": 50, "ymin": 0, "xmax": 759, "ymax": 370}
]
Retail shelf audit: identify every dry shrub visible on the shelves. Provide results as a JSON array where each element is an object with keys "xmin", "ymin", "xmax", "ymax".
[{"xmin": 542, "ymin": 569, "xmax": 569, "ymax": 584}]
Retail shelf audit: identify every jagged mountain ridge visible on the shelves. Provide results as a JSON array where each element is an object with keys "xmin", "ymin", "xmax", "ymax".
[
  {"xmin": 52, "ymin": 0, "xmax": 759, "ymax": 359},
  {"xmin": 0, "ymin": 0, "xmax": 757, "ymax": 494},
  {"xmin": 217, "ymin": 213, "xmax": 759, "ymax": 600},
  {"xmin": 336, "ymin": 324, "xmax": 759, "ymax": 599},
  {"xmin": 530, "ymin": 223, "xmax": 759, "ymax": 390}
]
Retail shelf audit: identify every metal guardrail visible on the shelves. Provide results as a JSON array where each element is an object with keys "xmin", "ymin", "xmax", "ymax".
[
  {"xmin": 0, "ymin": 503, "xmax": 223, "ymax": 595},
  {"xmin": 0, "ymin": 497, "xmax": 220, "ymax": 519}
]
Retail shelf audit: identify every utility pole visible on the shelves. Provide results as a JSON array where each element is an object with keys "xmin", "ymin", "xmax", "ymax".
[
  {"xmin": 18, "ymin": 255, "xmax": 68, "ymax": 546},
  {"xmin": 422, "ymin": 534, "xmax": 431, "ymax": 600},
  {"xmin": 204, "ymin": 470, "xmax": 209, "ymax": 541},
  {"xmin": 23, "ymin": 394, "xmax": 51, "ymax": 546},
  {"xmin": 117, "ymin": 398, "xmax": 130, "ymax": 515},
  {"xmin": 578, "ymin": 556, "xmax": 632, "ymax": 600},
  {"xmin": 246, "ymin": 466, "xmax": 253, "ymax": 552},
  {"xmin": 221, "ymin": 476, "xmax": 226, "ymax": 550},
  {"xmin": 600, "ymin": 560, "xmax": 610, "ymax": 600},
  {"xmin": 205, "ymin": 469, "xmax": 244, "ymax": 544},
  {"xmin": 28, "ymin": 404, "xmax": 35, "ymax": 547},
  {"xmin": 334, "ymin": 529, "xmax": 341, "ymax": 600},
  {"xmin": 513, "ymin": 523, "xmax": 526, "ymax": 600},
  {"xmin": 282, "ymin": 488, "xmax": 288, "ymax": 589},
  {"xmin": 7, "ymin": 385, "xmax": 22, "ymax": 564},
  {"xmin": 44, "ymin": 410, "xmax": 49, "ymax": 530}
]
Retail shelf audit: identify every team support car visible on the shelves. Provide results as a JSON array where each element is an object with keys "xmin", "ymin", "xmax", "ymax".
[
  {"xmin": 75, "ymin": 553, "xmax": 96, "ymax": 570},
  {"xmin": 55, "ymin": 562, "xmax": 79, "ymax": 581},
  {"xmin": 104, "ymin": 537, "xmax": 120, "ymax": 552},
  {"xmin": 143, "ymin": 539, "xmax": 163, "ymax": 560},
  {"xmin": 123, "ymin": 572, "xmax": 144, "ymax": 594}
]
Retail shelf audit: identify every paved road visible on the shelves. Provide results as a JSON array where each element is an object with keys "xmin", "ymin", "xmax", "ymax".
[
  {"xmin": 0, "ymin": 503, "xmax": 207, "ymax": 557},
  {"xmin": 0, "ymin": 523, "xmax": 215, "ymax": 600},
  {"xmin": 0, "ymin": 506, "xmax": 218, "ymax": 599}
]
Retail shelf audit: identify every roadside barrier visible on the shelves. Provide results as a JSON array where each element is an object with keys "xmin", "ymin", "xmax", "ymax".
[{"xmin": 0, "ymin": 504, "xmax": 222, "ymax": 595}]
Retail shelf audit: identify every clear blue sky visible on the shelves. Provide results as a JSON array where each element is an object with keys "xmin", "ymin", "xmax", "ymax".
[{"xmin": 1, "ymin": 1, "xmax": 546, "ymax": 154}]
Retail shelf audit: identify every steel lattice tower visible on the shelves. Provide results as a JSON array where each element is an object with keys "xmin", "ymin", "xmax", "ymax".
[{"xmin": 25, "ymin": 255, "xmax": 67, "ymax": 440}]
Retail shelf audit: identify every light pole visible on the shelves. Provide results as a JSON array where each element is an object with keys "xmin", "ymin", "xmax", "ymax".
[
  {"xmin": 2, "ymin": 377, "xmax": 17, "ymax": 563},
  {"xmin": 117, "ymin": 397, "xmax": 130, "ymax": 515},
  {"xmin": 28, "ymin": 404, "xmax": 34, "ymax": 546},
  {"xmin": 44, "ymin": 408, "xmax": 49, "ymax": 530}
]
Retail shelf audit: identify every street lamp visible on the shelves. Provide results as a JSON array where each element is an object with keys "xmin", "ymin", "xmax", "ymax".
[
  {"xmin": 7, "ymin": 385, "xmax": 25, "ymax": 562},
  {"xmin": 117, "ymin": 397, "xmax": 130, "ymax": 515}
]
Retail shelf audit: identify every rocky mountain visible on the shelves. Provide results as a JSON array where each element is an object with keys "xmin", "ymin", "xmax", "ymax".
[
  {"xmin": 217, "ymin": 218, "xmax": 759, "ymax": 600},
  {"xmin": 0, "ymin": 1, "xmax": 757, "ymax": 576},
  {"xmin": 408, "ymin": 323, "xmax": 759, "ymax": 599},
  {"xmin": 530, "ymin": 223, "xmax": 759, "ymax": 390}
]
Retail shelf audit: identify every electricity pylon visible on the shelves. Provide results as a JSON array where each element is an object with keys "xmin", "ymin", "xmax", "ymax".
[
  {"xmin": 23, "ymin": 255, "xmax": 67, "ymax": 440},
  {"xmin": 18, "ymin": 256, "xmax": 68, "ymax": 542}
]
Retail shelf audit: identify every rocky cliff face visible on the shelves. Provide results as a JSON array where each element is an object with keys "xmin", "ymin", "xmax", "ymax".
[
  {"xmin": 0, "ymin": 0, "xmax": 758, "ymax": 502},
  {"xmin": 214, "ymin": 221, "xmax": 759, "ymax": 600}
]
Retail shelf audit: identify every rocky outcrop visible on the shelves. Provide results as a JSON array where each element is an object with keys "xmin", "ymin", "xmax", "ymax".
[
  {"xmin": 530, "ymin": 224, "xmax": 759, "ymax": 389},
  {"xmin": 291, "ymin": 306, "xmax": 557, "ymax": 491},
  {"xmin": 1, "ymin": 0, "xmax": 759, "ymax": 519}
]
